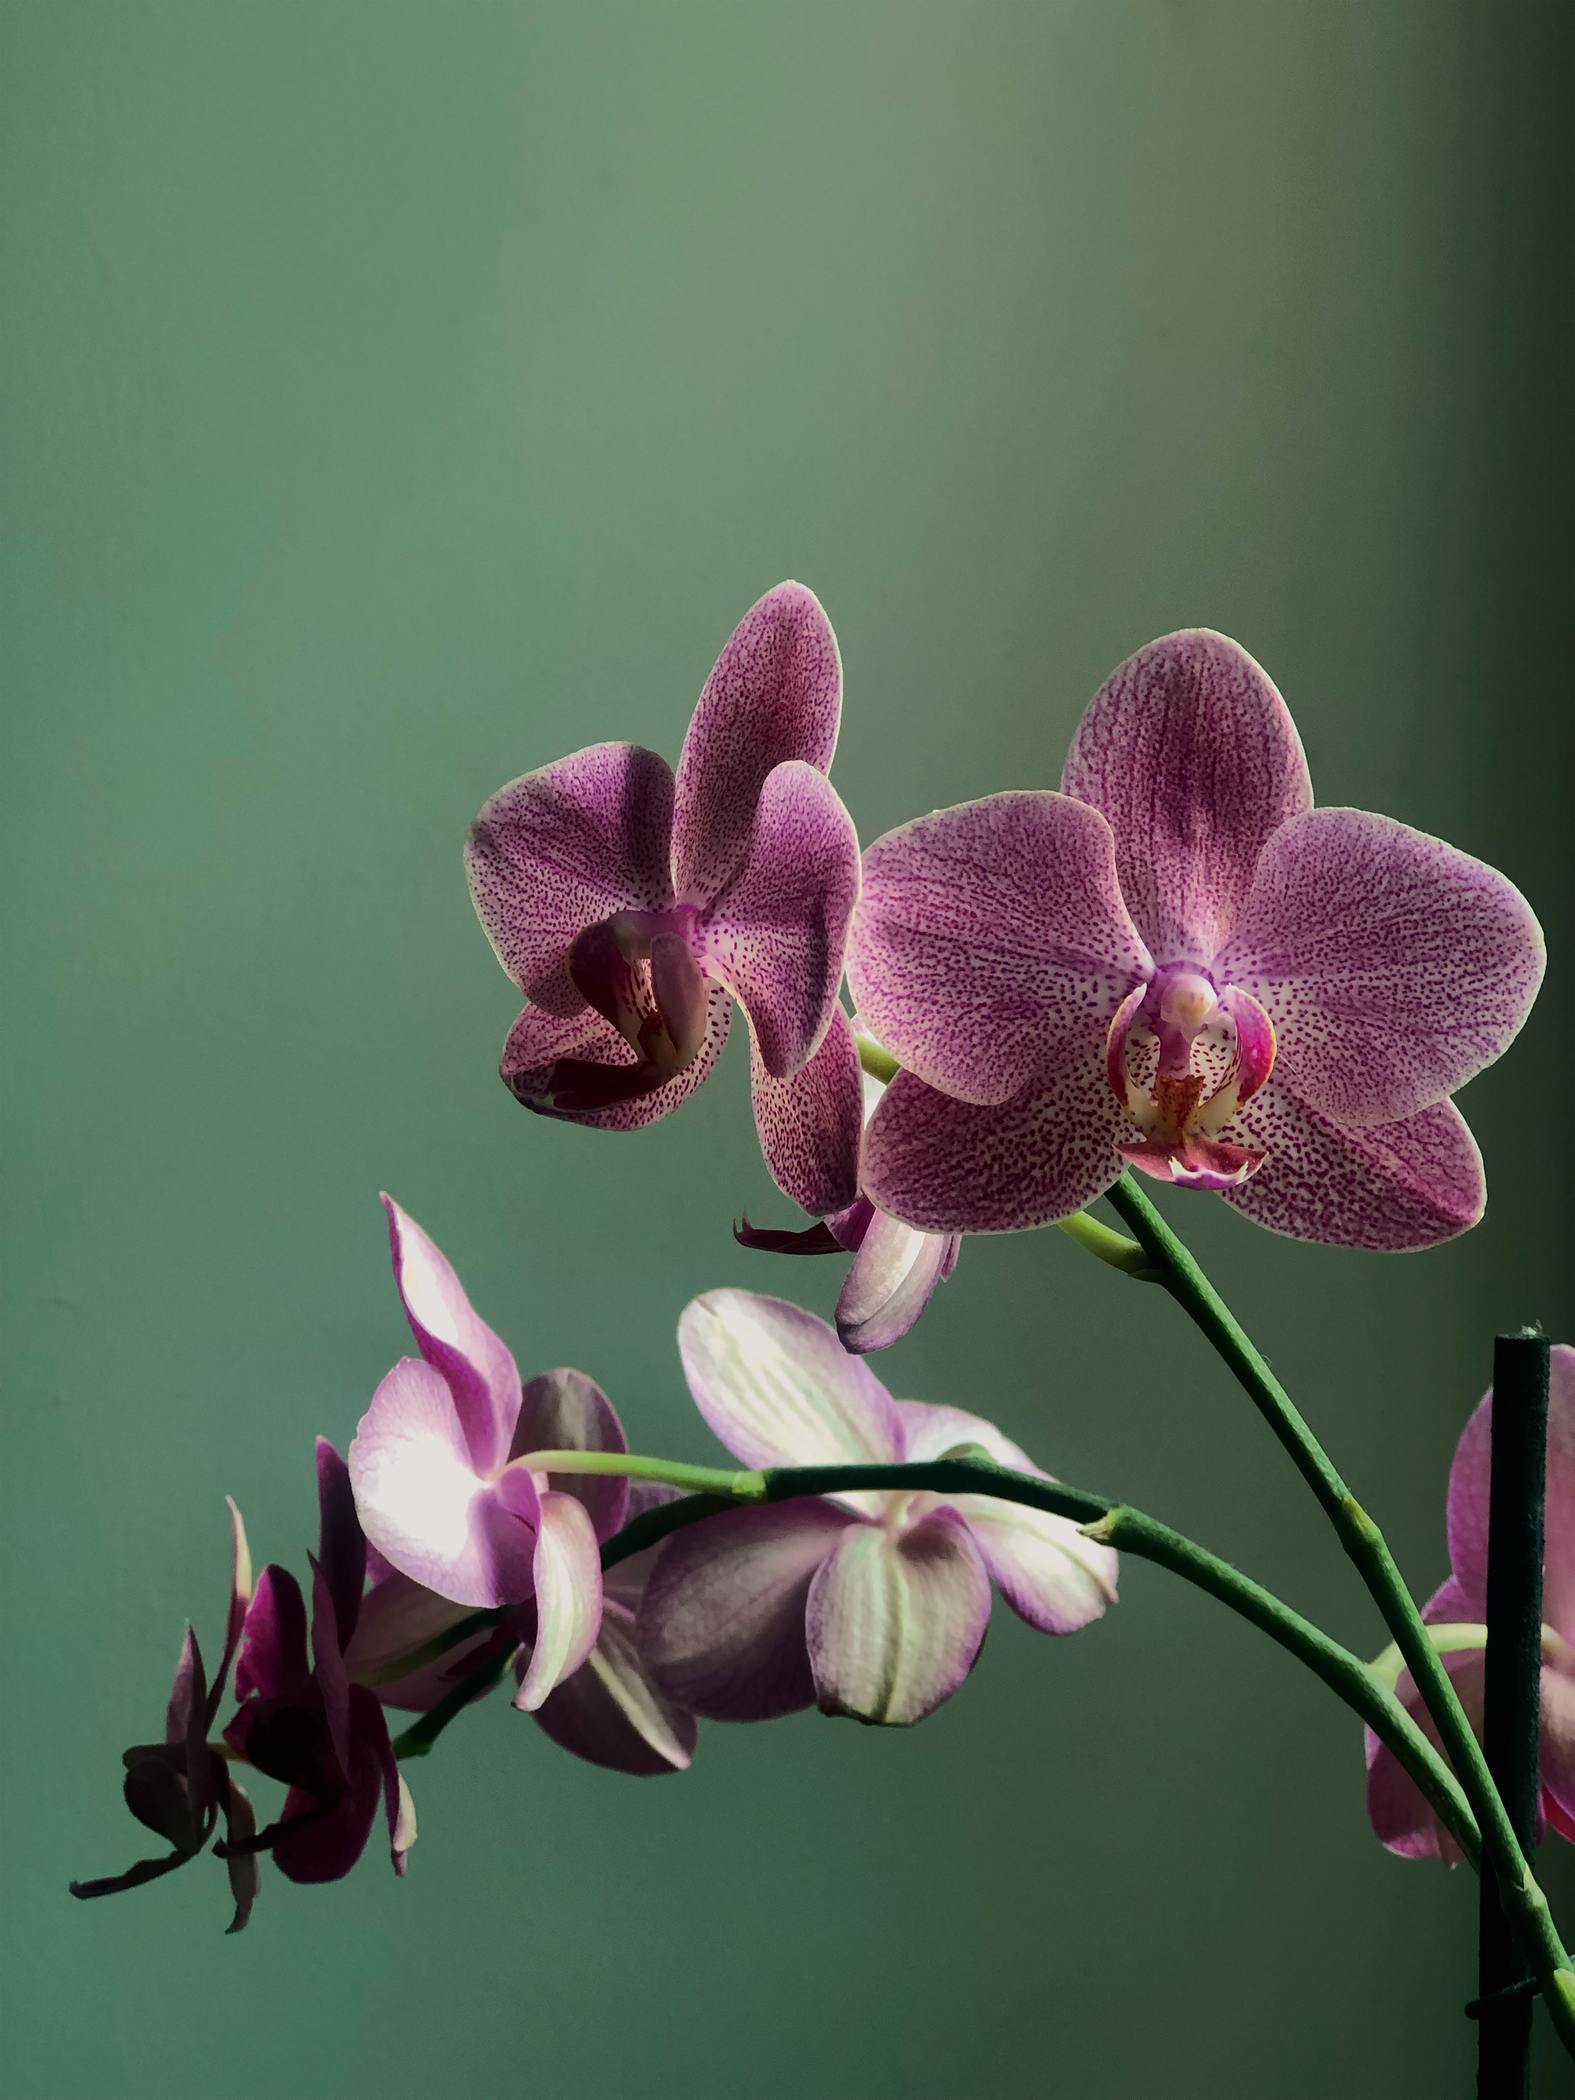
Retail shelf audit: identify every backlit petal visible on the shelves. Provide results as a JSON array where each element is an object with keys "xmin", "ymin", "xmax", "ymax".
[
  {"xmin": 848, "ymin": 792, "xmax": 1150, "ymax": 1107},
  {"xmin": 835, "ymin": 1209, "xmax": 955, "ymax": 1355},
  {"xmin": 466, "ymin": 742, "xmax": 676, "ymax": 1014},
  {"xmin": 531, "ymin": 1600, "xmax": 697, "ymax": 1775},
  {"xmin": 672, "ymin": 583, "xmax": 842, "ymax": 907},
  {"xmin": 511, "ymin": 1369, "xmax": 630, "ymax": 1542},
  {"xmin": 678, "ymin": 1289, "xmax": 903, "ymax": 1468},
  {"xmin": 1061, "ymin": 629, "xmax": 1311, "ymax": 962},
  {"xmin": 749, "ymin": 1006, "xmax": 862, "ymax": 1217},
  {"xmin": 383, "ymin": 1195, "xmax": 521, "ymax": 1478},
  {"xmin": 806, "ymin": 1507, "xmax": 992, "ymax": 1725},
  {"xmin": 1215, "ymin": 808, "xmax": 1545, "ymax": 1126},
  {"xmin": 514, "ymin": 1490, "xmax": 603, "ymax": 1711}
]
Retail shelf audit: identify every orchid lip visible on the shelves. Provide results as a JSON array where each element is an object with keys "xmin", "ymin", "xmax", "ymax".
[{"xmin": 1106, "ymin": 965, "xmax": 1277, "ymax": 1187}]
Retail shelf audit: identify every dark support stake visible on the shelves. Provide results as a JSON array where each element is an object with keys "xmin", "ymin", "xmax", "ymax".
[{"xmin": 1476, "ymin": 1330, "xmax": 1550, "ymax": 2100}]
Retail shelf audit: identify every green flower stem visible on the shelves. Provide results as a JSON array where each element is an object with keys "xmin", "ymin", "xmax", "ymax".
[
  {"xmin": 514, "ymin": 1449, "xmax": 765, "ymax": 1499},
  {"xmin": 387, "ymin": 1455, "xmax": 1477, "ymax": 1861},
  {"xmin": 1102, "ymin": 1169, "xmax": 1575, "ymax": 2052},
  {"xmin": 854, "ymin": 1030, "xmax": 901, "ymax": 1085}
]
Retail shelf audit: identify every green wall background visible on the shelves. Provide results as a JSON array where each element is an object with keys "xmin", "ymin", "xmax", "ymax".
[{"xmin": 4, "ymin": 5, "xmax": 1570, "ymax": 2095}]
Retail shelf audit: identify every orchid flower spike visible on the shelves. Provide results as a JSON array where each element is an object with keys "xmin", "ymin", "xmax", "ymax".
[
  {"xmin": 467, "ymin": 582, "xmax": 863, "ymax": 1216},
  {"xmin": 847, "ymin": 631, "xmax": 1545, "ymax": 1248},
  {"xmin": 637, "ymin": 1291, "xmax": 1117, "ymax": 1725},
  {"xmin": 222, "ymin": 1442, "xmax": 415, "ymax": 1886},
  {"xmin": 71, "ymin": 1499, "xmax": 261, "ymax": 1931},
  {"xmin": 1366, "ymin": 1344, "xmax": 1575, "ymax": 1862},
  {"xmin": 347, "ymin": 1482, "xmax": 699, "ymax": 1778},
  {"xmin": 350, "ymin": 1196, "xmax": 631, "ymax": 1709},
  {"xmin": 736, "ymin": 1063, "xmax": 961, "ymax": 1353}
]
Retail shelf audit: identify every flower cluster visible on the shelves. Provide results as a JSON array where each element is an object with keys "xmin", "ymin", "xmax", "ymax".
[{"xmin": 74, "ymin": 584, "xmax": 1559, "ymax": 1947}]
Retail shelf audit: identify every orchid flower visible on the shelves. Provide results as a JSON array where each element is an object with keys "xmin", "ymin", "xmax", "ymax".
[
  {"xmin": 736, "ymin": 1066, "xmax": 961, "ymax": 1353},
  {"xmin": 1366, "ymin": 1344, "xmax": 1575, "ymax": 1862},
  {"xmin": 637, "ymin": 1291, "xmax": 1117, "ymax": 1725},
  {"xmin": 223, "ymin": 1442, "xmax": 416, "ymax": 1885},
  {"xmin": 847, "ymin": 631, "xmax": 1544, "ymax": 1247},
  {"xmin": 347, "ymin": 1483, "xmax": 698, "ymax": 1777},
  {"xmin": 71, "ymin": 1499, "xmax": 261, "ymax": 1932},
  {"xmin": 466, "ymin": 582, "xmax": 863, "ymax": 1216},
  {"xmin": 349, "ymin": 1196, "xmax": 629, "ymax": 1709}
]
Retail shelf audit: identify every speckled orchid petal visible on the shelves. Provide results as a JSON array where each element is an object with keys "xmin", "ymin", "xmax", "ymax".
[
  {"xmin": 1061, "ymin": 629, "xmax": 1311, "ymax": 962},
  {"xmin": 383, "ymin": 1196, "xmax": 521, "ymax": 1479},
  {"xmin": 1445, "ymin": 1345, "xmax": 1575, "ymax": 1634},
  {"xmin": 510, "ymin": 1369, "xmax": 631, "ymax": 1542},
  {"xmin": 677, "ymin": 1289, "xmax": 903, "ymax": 1468},
  {"xmin": 895, "ymin": 1402, "xmax": 1119, "ymax": 1632},
  {"xmin": 637, "ymin": 1499, "xmax": 855, "ymax": 1720},
  {"xmin": 861, "ymin": 1068, "xmax": 1128, "ymax": 1235},
  {"xmin": 835, "ymin": 1209, "xmax": 956, "ymax": 1355},
  {"xmin": 672, "ymin": 582, "xmax": 842, "ymax": 908},
  {"xmin": 848, "ymin": 792, "xmax": 1151, "ymax": 1108},
  {"xmin": 702, "ymin": 760, "xmax": 860, "ymax": 1079},
  {"xmin": 1215, "ymin": 807, "xmax": 1545, "ymax": 1128},
  {"xmin": 1222, "ymin": 1092, "xmax": 1484, "ymax": 1251},
  {"xmin": 806, "ymin": 1506, "xmax": 992, "ymax": 1725},
  {"xmin": 500, "ymin": 985, "xmax": 731, "ymax": 1126},
  {"xmin": 466, "ymin": 742, "xmax": 676, "ymax": 1015},
  {"xmin": 349, "ymin": 1356, "xmax": 541, "ymax": 1608},
  {"xmin": 749, "ymin": 1006, "xmax": 863, "ymax": 1217},
  {"xmin": 530, "ymin": 1600, "xmax": 698, "ymax": 1775},
  {"xmin": 514, "ymin": 1490, "xmax": 603, "ymax": 1711}
]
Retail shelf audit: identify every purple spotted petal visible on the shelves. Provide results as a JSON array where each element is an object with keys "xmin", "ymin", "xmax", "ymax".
[
  {"xmin": 1061, "ymin": 630, "xmax": 1312, "ymax": 963},
  {"xmin": 848, "ymin": 793, "xmax": 1151, "ymax": 1107},
  {"xmin": 637, "ymin": 1500, "xmax": 855, "ymax": 1720},
  {"xmin": 806, "ymin": 1506, "xmax": 992, "ymax": 1724},
  {"xmin": 349, "ymin": 1356, "xmax": 541, "ymax": 1608},
  {"xmin": 861, "ymin": 1068, "xmax": 1127, "ymax": 1235},
  {"xmin": 314, "ymin": 1439, "xmax": 365, "ymax": 1652},
  {"xmin": 672, "ymin": 583, "xmax": 842, "ymax": 908},
  {"xmin": 383, "ymin": 1196, "xmax": 521, "ymax": 1479},
  {"xmin": 1446, "ymin": 1344, "xmax": 1575, "ymax": 1636},
  {"xmin": 835, "ymin": 1209, "xmax": 956, "ymax": 1355},
  {"xmin": 895, "ymin": 1401, "xmax": 1118, "ymax": 1632},
  {"xmin": 233, "ymin": 1565, "xmax": 310, "ymax": 1705},
  {"xmin": 514, "ymin": 1489, "xmax": 603, "ymax": 1711},
  {"xmin": 466, "ymin": 742, "xmax": 676, "ymax": 1015},
  {"xmin": 1215, "ymin": 808, "xmax": 1545, "ymax": 1128},
  {"xmin": 678, "ymin": 1289, "xmax": 903, "ymax": 1468},
  {"xmin": 509, "ymin": 1369, "xmax": 630, "ymax": 1542},
  {"xmin": 530, "ymin": 1599, "xmax": 698, "ymax": 1775},
  {"xmin": 1223, "ymin": 1091, "xmax": 1484, "ymax": 1251},
  {"xmin": 500, "ymin": 984, "xmax": 731, "ymax": 1127},
  {"xmin": 749, "ymin": 1006, "xmax": 862, "ymax": 1217},
  {"xmin": 701, "ymin": 760, "xmax": 860, "ymax": 1079}
]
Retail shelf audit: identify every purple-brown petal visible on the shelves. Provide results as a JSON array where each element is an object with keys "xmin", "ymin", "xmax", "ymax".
[
  {"xmin": 500, "ymin": 986, "xmax": 731, "ymax": 1129},
  {"xmin": 748, "ymin": 1006, "xmax": 863, "ymax": 1218}
]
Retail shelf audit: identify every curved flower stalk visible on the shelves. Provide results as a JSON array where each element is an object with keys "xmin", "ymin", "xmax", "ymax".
[
  {"xmin": 736, "ymin": 1062, "xmax": 962, "ymax": 1353},
  {"xmin": 348, "ymin": 1482, "xmax": 698, "ymax": 1777},
  {"xmin": 70, "ymin": 1499, "xmax": 261, "ymax": 1932},
  {"xmin": 222, "ymin": 1442, "xmax": 415, "ymax": 1887},
  {"xmin": 349, "ymin": 1195, "xmax": 630, "ymax": 1710},
  {"xmin": 466, "ymin": 582, "xmax": 863, "ymax": 1216},
  {"xmin": 1367, "ymin": 1344, "xmax": 1575, "ymax": 1860},
  {"xmin": 637, "ymin": 1291, "xmax": 1116, "ymax": 1724},
  {"xmin": 848, "ymin": 630, "xmax": 1545, "ymax": 1246}
]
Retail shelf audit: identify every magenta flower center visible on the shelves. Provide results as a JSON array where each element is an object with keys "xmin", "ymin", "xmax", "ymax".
[{"xmin": 1105, "ymin": 963, "xmax": 1277, "ymax": 1191}]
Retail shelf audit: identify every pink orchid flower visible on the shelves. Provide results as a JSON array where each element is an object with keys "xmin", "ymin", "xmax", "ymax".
[
  {"xmin": 223, "ymin": 1442, "xmax": 415, "ymax": 1886},
  {"xmin": 847, "ymin": 631, "xmax": 1544, "ymax": 1247},
  {"xmin": 1366, "ymin": 1344, "xmax": 1575, "ymax": 1861},
  {"xmin": 736, "ymin": 1066, "xmax": 961, "ymax": 1354},
  {"xmin": 71, "ymin": 1499, "xmax": 262, "ymax": 1932},
  {"xmin": 637, "ymin": 1291, "xmax": 1117, "ymax": 1726},
  {"xmin": 466, "ymin": 582, "xmax": 863, "ymax": 1217},
  {"xmin": 349, "ymin": 1196, "xmax": 632, "ymax": 1710},
  {"xmin": 347, "ymin": 1482, "xmax": 699, "ymax": 1778}
]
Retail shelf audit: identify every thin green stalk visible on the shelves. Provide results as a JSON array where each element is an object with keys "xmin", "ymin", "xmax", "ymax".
[
  {"xmin": 387, "ymin": 1454, "xmax": 1477, "ymax": 1861},
  {"xmin": 1103, "ymin": 1170, "xmax": 1575, "ymax": 2052}
]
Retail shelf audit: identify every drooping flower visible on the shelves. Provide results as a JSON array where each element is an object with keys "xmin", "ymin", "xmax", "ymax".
[
  {"xmin": 223, "ymin": 1441, "xmax": 415, "ymax": 1885},
  {"xmin": 736, "ymin": 1065, "xmax": 961, "ymax": 1353},
  {"xmin": 349, "ymin": 1195, "xmax": 628, "ymax": 1708},
  {"xmin": 637, "ymin": 1291, "xmax": 1117, "ymax": 1725},
  {"xmin": 466, "ymin": 582, "xmax": 863, "ymax": 1217},
  {"xmin": 347, "ymin": 1483, "xmax": 698, "ymax": 1777},
  {"xmin": 847, "ymin": 631, "xmax": 1545, "ymax": 1248},
  {"xmin": 71, "ymin": 1499, "xmax": 262, "ymax": 1932},
  {"xmin": 1366, "ymin": 1344, "xmax": 1575, "ymax": 1861}
]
